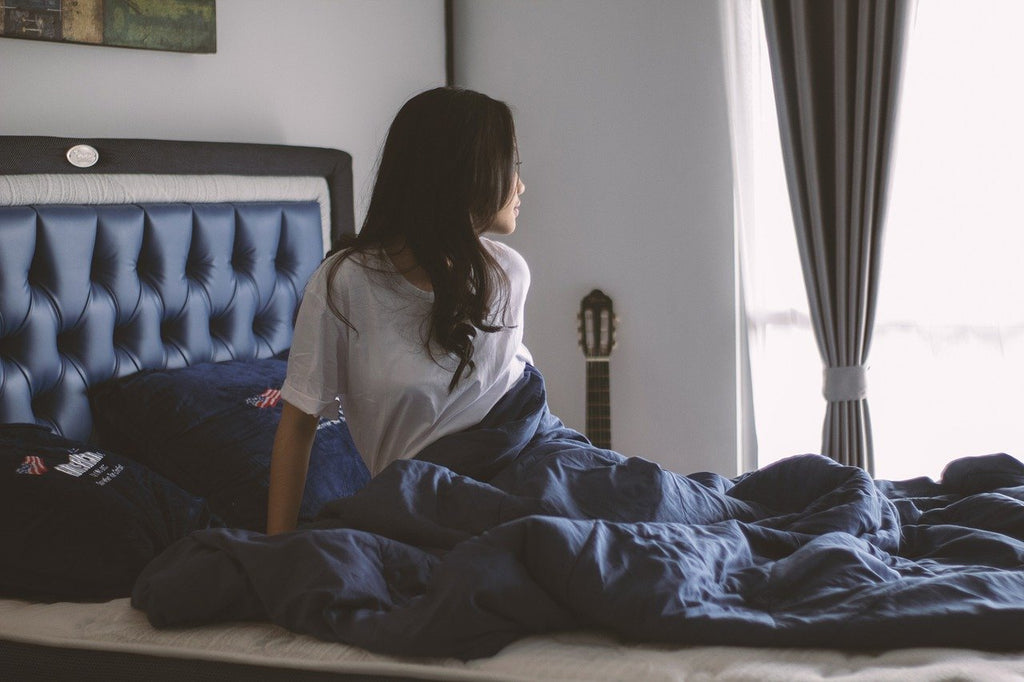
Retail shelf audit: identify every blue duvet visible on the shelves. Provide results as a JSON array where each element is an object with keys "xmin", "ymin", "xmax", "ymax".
[{"xmin": 132, "ymin": 366, "xmax": 1024, "ymax": 659}]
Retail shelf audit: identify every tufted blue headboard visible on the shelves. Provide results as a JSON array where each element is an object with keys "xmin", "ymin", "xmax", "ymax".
[{"xmin": 0, "ymin": 136, "xmax": 355, "ymax": 442}]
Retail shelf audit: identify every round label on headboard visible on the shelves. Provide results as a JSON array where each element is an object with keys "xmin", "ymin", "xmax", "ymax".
[{"xmin": 66, "ymin": 144, "xmax": 99, "ymax": 168}]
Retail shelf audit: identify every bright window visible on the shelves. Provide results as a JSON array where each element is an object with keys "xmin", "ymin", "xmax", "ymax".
[{"xmin": 744, "ymin": 0, "xmax": 1024, "ymax": 480}]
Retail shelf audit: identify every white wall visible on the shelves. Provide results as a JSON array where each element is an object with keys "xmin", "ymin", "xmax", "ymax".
[
  {"xmin": 0, "ymin": 0, "xmax": 446, "ymax": 222},
  {"xmin": 454, "ymin": 0, "xmax": 739, "ymax": 475}
]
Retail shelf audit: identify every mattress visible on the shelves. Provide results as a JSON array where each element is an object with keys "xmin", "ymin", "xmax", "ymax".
[{"xmin": 5, "ymin": 597, "xmax": 1024, "ymax": 681}]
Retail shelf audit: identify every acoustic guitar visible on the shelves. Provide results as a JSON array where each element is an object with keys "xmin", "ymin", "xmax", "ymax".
[{"xmin": 578, "ymin": 289, "xmax": 616, "ymax": 449}]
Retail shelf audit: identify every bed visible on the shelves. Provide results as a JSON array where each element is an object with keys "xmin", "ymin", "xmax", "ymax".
[{"xmin": 3, "ymin": 135, "xmax": 1024, "ymax": 681}]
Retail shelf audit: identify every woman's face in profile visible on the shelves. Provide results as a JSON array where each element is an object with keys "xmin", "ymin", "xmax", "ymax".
[{"xmin": 487, "ymin": 168, "xmax": 525, "ymax": 236}]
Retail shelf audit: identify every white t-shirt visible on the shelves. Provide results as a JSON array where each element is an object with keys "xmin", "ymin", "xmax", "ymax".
[{"xmin": 282, "ymin": 237, "xmax": 533, "ymax": 475}]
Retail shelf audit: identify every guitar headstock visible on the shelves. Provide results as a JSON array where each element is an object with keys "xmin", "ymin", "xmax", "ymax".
[{"xmin": 578, "ymin": 289, "xmax": 616, "ymax": 359}]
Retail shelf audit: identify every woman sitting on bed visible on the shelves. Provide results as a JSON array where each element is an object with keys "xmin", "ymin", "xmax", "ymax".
[{"xmin": 267, "ymin": 86, "xmax": 530, "ymax": 534}]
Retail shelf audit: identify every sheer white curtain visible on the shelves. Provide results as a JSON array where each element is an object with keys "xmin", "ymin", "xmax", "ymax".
[
  {"xmin": 729, "ymin": 0, "xmax": 1024, "ymax": 479},
  {"xmin": 871, "ymin": 0, "xmax": 1024, "ymax": 480},
  {"xmin": 723, "ymin": 0, "xmax": 821, "ymax": 471}
]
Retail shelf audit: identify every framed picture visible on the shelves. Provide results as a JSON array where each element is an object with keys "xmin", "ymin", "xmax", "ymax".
[{"xmin": 0, "ymin": 0, "xmax": 216, "ymax": 54}]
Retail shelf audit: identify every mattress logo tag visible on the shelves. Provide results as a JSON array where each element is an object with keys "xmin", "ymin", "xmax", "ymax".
[{"xmin": 55, "ymin": 450, "xmax": 104, "ymax": 478}]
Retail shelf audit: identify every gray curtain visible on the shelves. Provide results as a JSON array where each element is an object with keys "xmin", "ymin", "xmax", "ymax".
[{"xmin": 761, "ymin": 0, "xmax": 913, "ymax": 472}]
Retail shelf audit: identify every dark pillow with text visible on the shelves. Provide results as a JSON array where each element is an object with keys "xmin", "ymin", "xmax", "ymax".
[
  {"xmin": 0, "ymin": 423, "xmax": 216, "ymax": 601},
  {"xmin": 90, "ymin": 357, "xmax": 369, "ymax": 531}
]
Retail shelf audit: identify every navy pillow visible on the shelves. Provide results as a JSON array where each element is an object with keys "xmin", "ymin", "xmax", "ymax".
[
  {"xmin": 90, "ymin": 357, "xmax": 369, "ymax": 531},
  {"xmin": 0, "ymin": 423, "xmax": 216, "ymax": 601}
]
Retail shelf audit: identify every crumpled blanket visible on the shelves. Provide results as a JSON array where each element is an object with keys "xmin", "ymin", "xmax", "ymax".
[{"xmin": 132, "ymin": 365, "xmax": 1024, "ymax": 659}]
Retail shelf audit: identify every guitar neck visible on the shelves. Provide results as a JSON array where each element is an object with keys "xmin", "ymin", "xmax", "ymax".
[{"xmin": 585, "ymin": 359, "xmax": 611, "ymax": 449}]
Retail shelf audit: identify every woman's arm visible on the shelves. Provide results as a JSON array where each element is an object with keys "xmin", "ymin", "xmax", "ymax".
[{"xmin": 266, "ymin": 401, "xmax": 320, "ymax": 534}]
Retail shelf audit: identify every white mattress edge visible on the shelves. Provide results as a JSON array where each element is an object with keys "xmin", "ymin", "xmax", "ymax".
[
  {"xmin": 0, "ymin": 629, "xmax": 531, "ymax": 682},
  {"xmin": 3, "ymin": 598, "xmax": 1024, "ymax": 682},
  {"xmin": 0, "ymin": 597, "xmax": 547, "ymax": 682}
]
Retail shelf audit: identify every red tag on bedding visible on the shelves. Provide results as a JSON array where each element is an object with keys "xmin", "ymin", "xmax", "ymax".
[
  {"xmin": 246, "ymin": 388, "xmax": 282, "ymax": 409},
  {"xmin": 16, "ymin": 455, "xmax": 48, "ymax": 476}
]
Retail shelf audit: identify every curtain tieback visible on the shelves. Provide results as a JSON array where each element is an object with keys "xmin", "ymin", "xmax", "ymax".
[{"xmin": 823, "ymin": 365, "xmax": 867, "ymax": 402}]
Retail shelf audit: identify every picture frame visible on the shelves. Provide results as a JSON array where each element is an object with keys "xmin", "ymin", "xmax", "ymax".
[{"xmin": 0, "ymin": 0, "xmax": 216, "ymax": 54}]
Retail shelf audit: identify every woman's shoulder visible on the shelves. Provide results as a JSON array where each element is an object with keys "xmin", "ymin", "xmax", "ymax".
[
  {"xmin": 480, "ymin": 237, "xmax": 530, "ymax": 297},
  {"xmin": 306, "ymin": 249, "xmax": 383, "ymax": 297},
  {"xmin": 480, "ymin": 237, "xmax": 528, "ymax": 272}
]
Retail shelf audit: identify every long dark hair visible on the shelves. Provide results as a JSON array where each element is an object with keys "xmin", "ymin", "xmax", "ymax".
[{"xmin": 325, "ymin": 87, "xmax": 519, "ymax": 391}]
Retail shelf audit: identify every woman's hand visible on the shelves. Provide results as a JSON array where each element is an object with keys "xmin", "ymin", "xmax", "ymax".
[{"xmin": 266, "ymin": 401, "xmax": 320, "ymax": 534}]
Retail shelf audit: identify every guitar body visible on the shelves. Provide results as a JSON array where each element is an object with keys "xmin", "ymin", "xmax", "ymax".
[{"xmin": 578, "ymin": 290, "xmax": 616, "ymax": 450}]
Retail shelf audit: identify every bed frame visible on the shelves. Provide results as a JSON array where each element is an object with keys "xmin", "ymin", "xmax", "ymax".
[
  {"xmin": 0, "ymin": 136, "xmax": 353, "ymax": 443},
  {"xmin": 3, "ymin": 136, "xmax": 1024, "ymax": 681}
]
